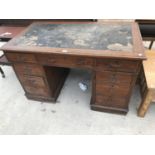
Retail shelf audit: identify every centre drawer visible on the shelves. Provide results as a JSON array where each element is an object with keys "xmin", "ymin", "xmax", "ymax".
[
  {"xmin": 96, "ymin": 59, "xmax": 140, "ymax": 73},
  {"xmin": 37, "ymin": 54, "xmax": 94, "ymax": 69}
]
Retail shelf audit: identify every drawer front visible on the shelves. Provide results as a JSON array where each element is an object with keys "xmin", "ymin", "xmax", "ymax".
[
  {"xmin": 18, "ymin": 75, "xmax": 50, "ymax": 97},
  {"xmin": 96, "ymin": 71, "xmax": 133, "ymax": 87},
  {"xmin": 96, "ymin": 84, "xmax": 130, "ymax": 98},
  {"xmin": 37, "ymin": 54, "xmax": 94, "ymax": 69},
  {"xmin": 96, "ymin": 59, "xmax": 140, "ymax": 72},
  {"xmin": 24, "ymin": 85, "xmax": 50, "ymax": 97},
  {"xmin": 13, "ymin": 63, "xmax": 44, "ymax": 76},
  {"xmin": 96, "ymin": 94, "xmax": 128, "ymax": 108},
  {"xmin": 6, "ymin": 53, "xmax": 37, "ymax": 63},
  {"xmin": 19, "ymin": 75, "xmax": 46, "ymax": 88}
]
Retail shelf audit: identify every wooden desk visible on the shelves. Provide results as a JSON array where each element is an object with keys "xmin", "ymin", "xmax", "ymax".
[{"xmin": 1, "ymin": 21, "xmax": 146, "ymax": 115}]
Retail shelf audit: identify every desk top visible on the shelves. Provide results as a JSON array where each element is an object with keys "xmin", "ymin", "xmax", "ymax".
[
  {"xmin": 1, "ymin": 21, "xmax": 146, "ymax": 60},
  {"xmin": 7, "ymin": 23, "xmax": 133, "ymax": 51}
]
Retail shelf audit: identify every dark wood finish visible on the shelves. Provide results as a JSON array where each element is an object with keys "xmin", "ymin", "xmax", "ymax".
[
  {"xmin": 37, "ymin": 54, "xmax": 94, "ymax": 69},
  {"xmin": 92, "ymin": 71, "xmax": 136, "ymax": 113},
  {"xmin": 12, "ymin": 62, "xmax": 69, "ymax": 102},
  {"xmin": 6, "ymin": 52, "xmax": 37, "ymax": 63},
  {"xmin": 95, "ymin": 59, "xmax": 140, "ymax": 73},
  {"xmin": 18, "ymin": 75, "xmax": 50, "ymax": 96},
  {"xmin": 44, "ymin": 66, "xmax": 70, "ymax": 101},
  {"xmin": 1, "ymin": 21, "xmax": 145, "ymax": 115},
  {"xmin": 13, "ymin": 63, "xmax": 44, "ymax": 77}
]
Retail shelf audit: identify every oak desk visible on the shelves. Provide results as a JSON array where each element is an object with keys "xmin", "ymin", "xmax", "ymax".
[{"xmin": 1, "ymin": 21, "xmax": 145, "ymax": 115}]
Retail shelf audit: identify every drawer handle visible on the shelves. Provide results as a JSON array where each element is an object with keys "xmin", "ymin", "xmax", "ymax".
[{"xmin": 109, "ymin": 61, "xmax": 121, "ymax": 68}]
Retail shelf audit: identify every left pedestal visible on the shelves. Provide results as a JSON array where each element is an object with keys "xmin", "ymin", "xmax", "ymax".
[{"xmin": 6, "ymin": 52, "xmax": 69, "ymax": 102}]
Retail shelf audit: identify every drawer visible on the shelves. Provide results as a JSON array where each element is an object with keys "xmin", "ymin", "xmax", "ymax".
[
  {"xmin": 6, "ymin": 52, "xmax": 37, "ymax": 63},
  {"xmin": 18, "ymin": 75, "xmax": 50, "ymax": 97},
  {"xmin": 19, "ymin": 75, "xmax": 46, "ymax": 87},
  {"xmin": 96, "ymin": 59, "xmax": 140, "ymax": 72},
  {"xmin": 24, "ymin": 85, "xmax": 50, "ymax": 97},
  {"xmin": 96, "ymin": 94, "xmax": 128, "ymax": 108},
  {"xmin": 96, "ymin": 71, "xmax": 133, "ymax": 86},
  {"xmin": 13, "ymin": 63, "xmax": 44, "ymax": 76},
  {"xmin": 37, "ymin": 54, "xmax": 94, "ymax": 69},
  {"xmin": 96, "ymin": 84, "xmax": 130, "ymax": 97}
]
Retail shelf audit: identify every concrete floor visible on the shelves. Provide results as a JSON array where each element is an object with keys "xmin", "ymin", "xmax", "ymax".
[{"xmin": 0, "ymin": 41, "xmax": 155, "ymax": 135}]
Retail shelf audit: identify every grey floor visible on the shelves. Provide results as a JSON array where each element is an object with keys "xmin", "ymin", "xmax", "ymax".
[{"xmin": 0, "ymin": 41, "xmax": 155, "ymax": 135}]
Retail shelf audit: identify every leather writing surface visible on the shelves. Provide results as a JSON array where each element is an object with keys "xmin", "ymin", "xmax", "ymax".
[{"xmin": 11, "ymin": 23, "xmax": 133, "ymax": 52}]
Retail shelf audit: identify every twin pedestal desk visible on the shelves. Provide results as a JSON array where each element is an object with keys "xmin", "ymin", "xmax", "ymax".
[{"xmin": 1, "ymin": 21, "xmax": 146, "ymax": 115}]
